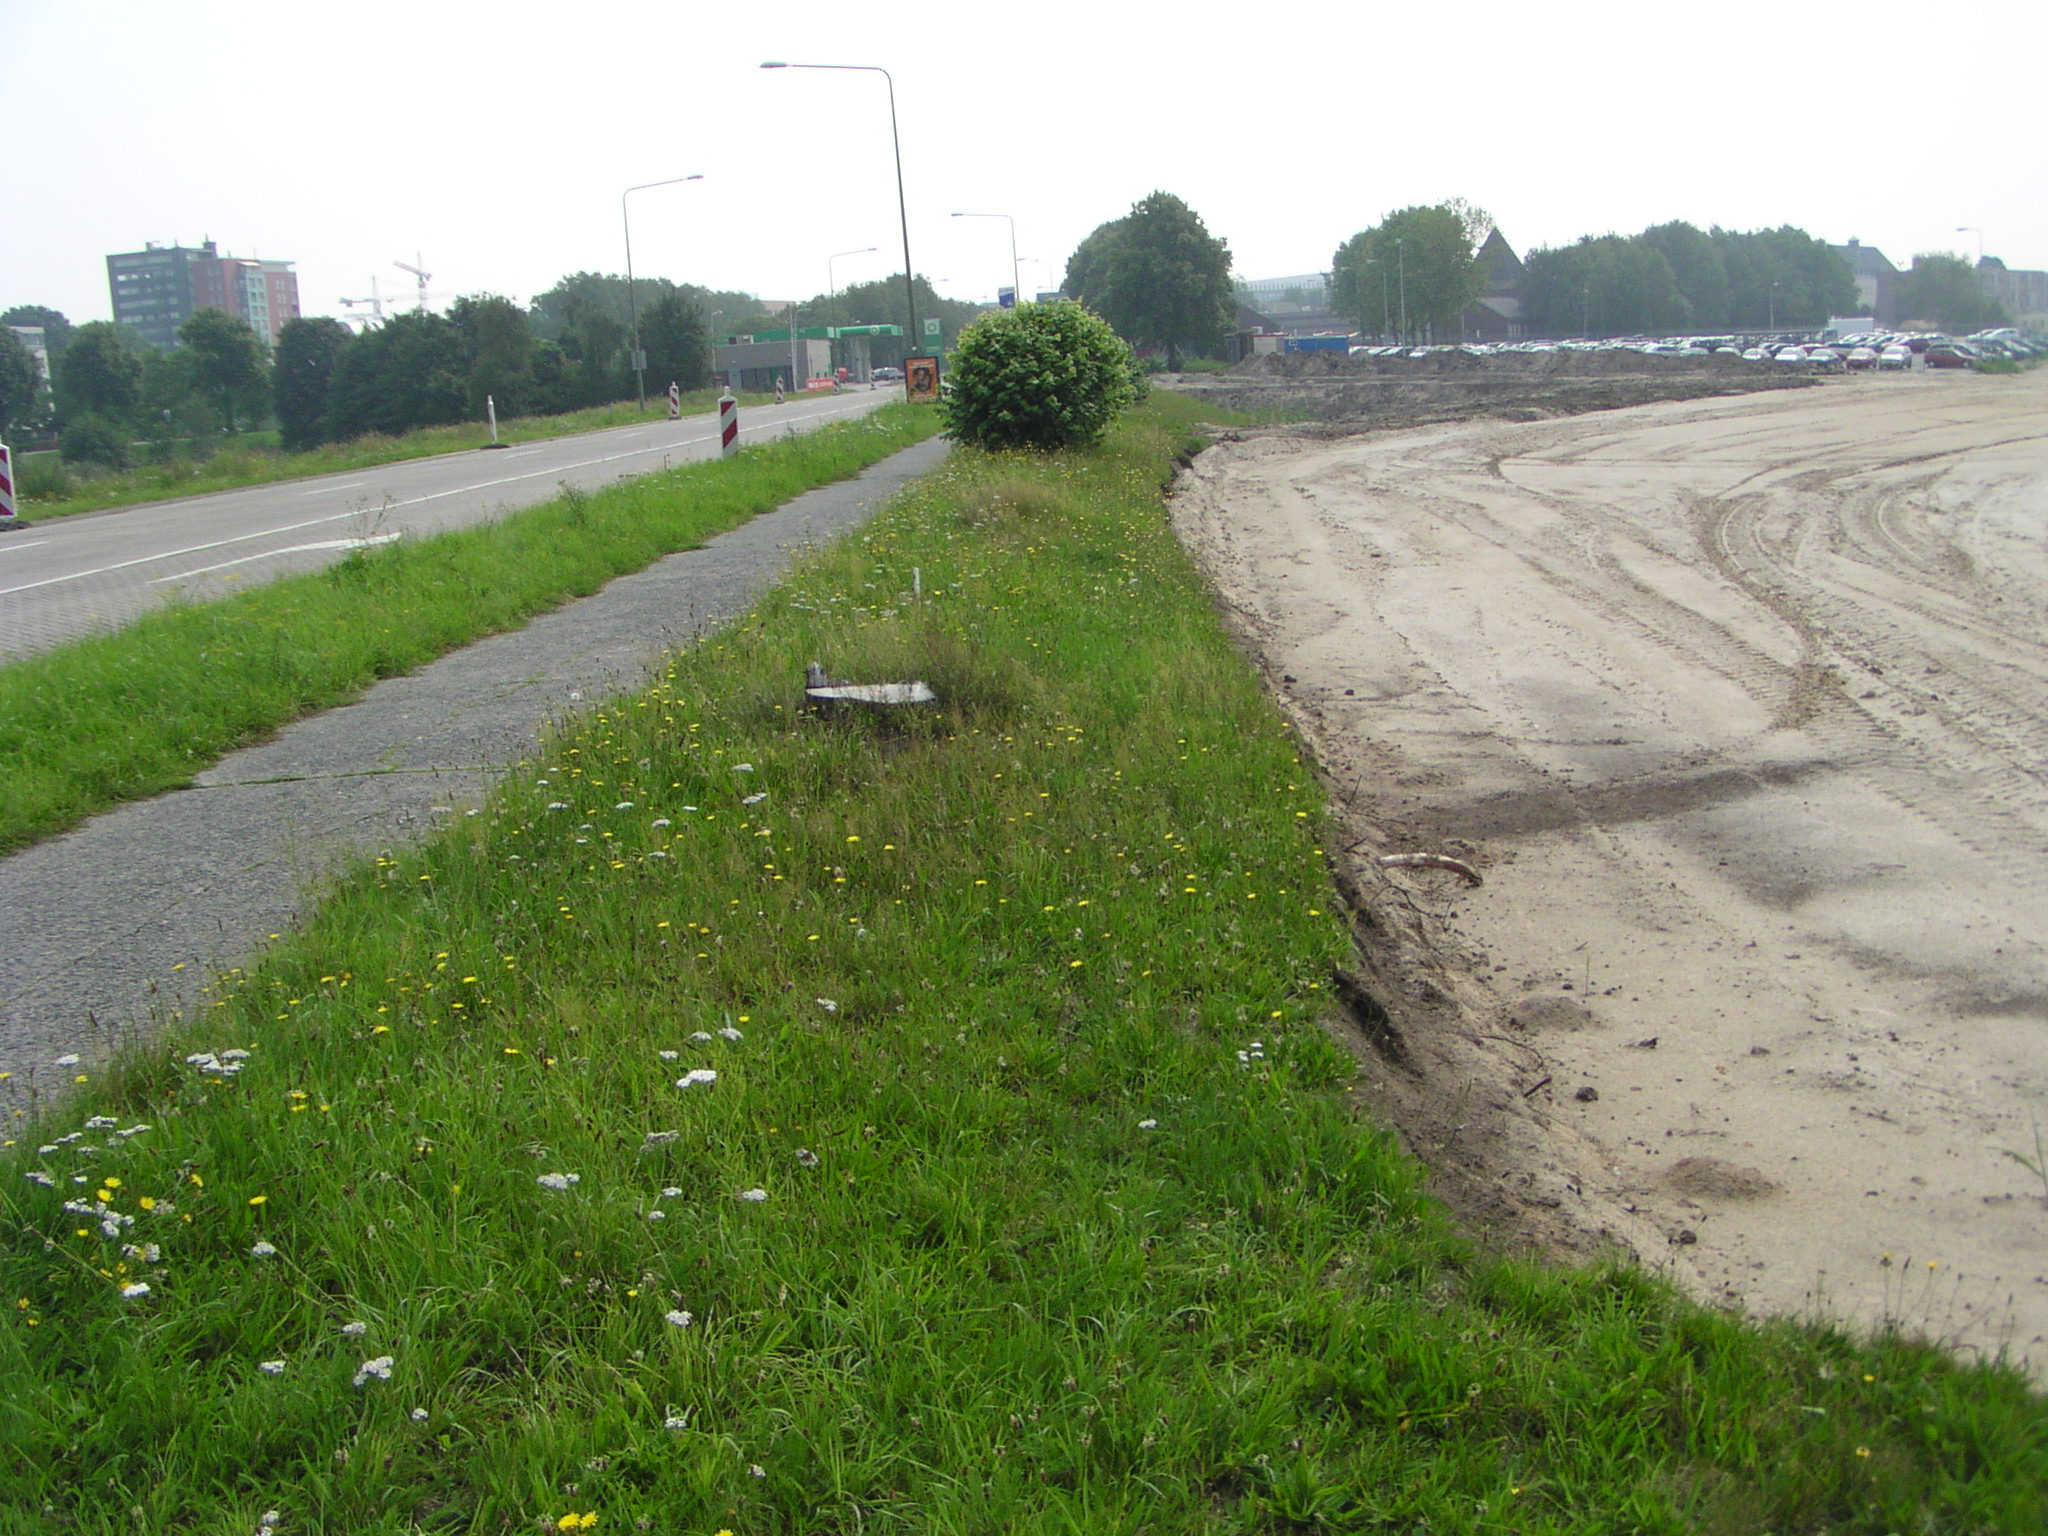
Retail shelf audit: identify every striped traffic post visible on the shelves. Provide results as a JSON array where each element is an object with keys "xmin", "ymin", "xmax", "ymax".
[
  {"xmin": 667, "ymin": 381, "xmax": 682, "ymax": 420},
  {"xmin": 718, "ymin": 389, "xmax": 739, "ymax": 459},
  {"xmin": 0, "ymin": 438, "xmax": 15, "ymax": 523}
]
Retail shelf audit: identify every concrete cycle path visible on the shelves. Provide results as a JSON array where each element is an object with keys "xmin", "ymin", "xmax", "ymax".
[{"xmin": 0, "ymin": 435, "xmax": 950, "ymax": 1099}]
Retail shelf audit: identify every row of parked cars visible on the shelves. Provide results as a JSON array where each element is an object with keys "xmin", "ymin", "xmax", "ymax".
[{"xmin": 1342, "ymin": 329, "xmax": 2041, "ymax": 372}]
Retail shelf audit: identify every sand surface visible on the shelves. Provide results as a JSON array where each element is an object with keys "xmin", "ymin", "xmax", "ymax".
[{"xmin": 1171, "ymin": 369, "xmax": 2048, "ymax": 1374}]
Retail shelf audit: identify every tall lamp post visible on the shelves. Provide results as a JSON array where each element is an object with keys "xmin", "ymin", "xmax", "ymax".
[
  {"xmin": 952, "ymin": 211, "xmax": 1019, "ymax": 306},
  {"xmin": 621, "ymin": 173, "xmax": 703, "ymax": 410},
  {"xmin": 762, "ymin": 62, "xmax": 917, "ymax": 386}
]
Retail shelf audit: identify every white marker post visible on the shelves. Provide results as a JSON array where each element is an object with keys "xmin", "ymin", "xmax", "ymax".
[
  {"xmin": 718, "ymin": 389, "xmax": 739, "ymax": 459},
  {"xmin": 0, "ymin": 438, "xmax": 16, "ymax": 523},
  {"xmin": 668, "ymin": 381, "xmax": 681, "ymax": 420},
  {"xmin": 481, "ymin": 395, "xmax": 508, "ymax": 450}
]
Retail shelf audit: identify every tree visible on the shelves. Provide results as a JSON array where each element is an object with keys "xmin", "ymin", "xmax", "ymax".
[
  {"xmin": 273, "ymin": 317, "xmax": 353, "ymax": 451},
  {"xmin": 941, "ymin": 299, "xmax": 1137, "ymax": 453},
  {"xmin": 1895, "ymin": 254, "xmax": 2009, "ymax": 332},
  {"xmin": 640, "ymin": 290, "xmax": 708, "ymax": 393},
  {"xmin": 1332, "ymin": 203, "xmax": 1491, "ymax": 343},
  {"xmin": 53, "ymin": 322, "xmax": 142, "ymax": 427},
  {"xmin": 0, "ymin": 327, "xmax": 42, "ymax": 437},
  {"xmin": 1062, "ymin": 220, "xmax": 1125, "ymax": 310},
  {"xmin": 325, "ymin": 311, "xmax": 468, "ymax": 440},
  {"xmin": 179, "ymin": 308, "xmax": 268, "ymax": 433},
  {"xmin": 1075, "ymin": 192, "xmax": 1234, "ymax": 369},
  {"xmin": 1, "ymin": 305, "xmax": 74, "ymax": 362},
  {"xmin": 450, "ymin": 294, "xmax": 534, "ymax": 417}
]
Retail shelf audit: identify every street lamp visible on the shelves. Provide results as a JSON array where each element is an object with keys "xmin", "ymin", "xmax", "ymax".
[
  {"xmin": 952, "ymin": 211, "xmax": 1019, "ymax": 307},
  {"xmin": 1957, "ymin": 226, "xmax": 1984, "ymax": 263},
  {"xmin": 762, "ymin": 62, "xmax": 918, "ymax": 384},
  {"xmin": 829, "ymin": 246, "xmax": 878, "ymax": 308},
  {"xmin": 621, "ymin": 173, "xmax": 703, "ymax": 410}
]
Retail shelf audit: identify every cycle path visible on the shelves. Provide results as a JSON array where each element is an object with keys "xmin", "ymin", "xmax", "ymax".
[{"xmin": 0, "ymin": 436, "xmax": 950, "ymax": 1099}]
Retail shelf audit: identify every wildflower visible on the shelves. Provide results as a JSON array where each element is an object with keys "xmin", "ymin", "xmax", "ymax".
[
  {"xmin": 658, "ymin": 1049, "xmax": 679, "ymax": 1061},
  {"xmin": 733, "ymin": 763, "xmax": 754, "ymax": 773},
  {"xmin": 352, "ymin": 1355, "xmax": 395, "ymax": 1387},
  {"xmin": 251, "ymin": 1240, "xmax": 278, "ymax": 1258},
  {"xmin": 749, "ymin": 1464, "xmax": 767, "ymax": 1478},
  {"xmin": 646, "ymin": 1210, "xmax": 666, "ymax": 1221},
  {"xmin": 661, "ymin": 1187, "xmax": 683, "ymax": 1198},
  {"xmin": 652, "ymin": 818, "xmax": 671, "ymax": 829},
  {"xmin": 1138, "ymin": 1119, "xmax": 1159, "ymax": 1130},
  {"xmin": 411, "ymin": 1407, "xmax": 429, "ymax": 1421},
  {"xmin": 676, "ymin": 1070, "xmax": 717, "ymax": 1089},
  {"xmin": 341, "ymin": 1321, "xmax": 369, "ymax": 1337},
  {"xmin": 639, "ymin": 1131, "xmax": 679, "ymax": 1151},
  {"xmin": 547, "ymin": 802, "xmax": 569, "ymax": 811},
  {"xmin": 816, "ymin": 997, "xmax": 839, "ymax": 1012},
  {"xmin": 795, "ymin": 1148, "xmax": 820, "ymax": 1167},
  {"xmin": 537, "ymin": 1173, "xmax": 581, "ymax": 1192},
  {"xmin": 248, "ymin": 1194, "xmax": 268, "ymax": 1206},
  {"xmin": 25, "ymin": 1171, "xmax": 53, "ymax": 1188},
  {"xmin": 259, "ymin": 1360, "xmax": 288, "ymax": 1376},
  {"xmin": 690, "ymin": 1031, "xmax": 713, "ymax": 1044},
  {"xmin": 120, "ymin": 1282, "xmax": 152, "ymax": 1298},
  {"xmin": 54, "ymin": 1054, "xmax": 80, "ymax": 1067},
  {"xmin": 664, "ymin": 1310, "xmax": 695, "ymax": 1328},
  {"xmin": 615, "ymin": 801, "xmax": 635, "ymax": 811},
  {"xmin": 742, "ymin": 792, "xmax": 767, "ymax": 806},
  {"xmin": 556, "ymin": 1512, "xmax": 599, "ymax": 1531},
  {"xmin": 717, "ymin": 1027, "xmax": 743, "ymax": 1043},
  {"xmin": 738, "ymin": 1188, "xmax": 769, "ymax": 1203},
  {"xmin": 663, "ymin": 1415, "xmax": 690, "ymax": 1431}
]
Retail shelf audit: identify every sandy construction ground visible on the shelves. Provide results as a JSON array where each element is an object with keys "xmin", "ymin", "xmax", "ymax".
[{"xmin": 1172, "ymin": 369, "xmax": 2048, "ymax": 1375}]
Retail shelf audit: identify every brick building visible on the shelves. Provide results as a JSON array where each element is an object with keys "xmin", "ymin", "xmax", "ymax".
[{"xmin": 106, "ymin": 240, "xmax": 300, "ymax": 351}]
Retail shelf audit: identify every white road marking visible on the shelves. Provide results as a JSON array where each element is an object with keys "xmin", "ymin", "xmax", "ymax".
[
  {"xmin": 301, "ymin": 481, "xmax": 368, "ymax": 495},
  {"xmin": 0, "ymin": 398, "xmax": 879, "ymax": 599},
  {"xmin": 0, "ymin": 539, "xmax": 50, "ymax": 553},
  {"xmin": 151, "ymin": 533, "xmax": 403, "ymax": 583}
]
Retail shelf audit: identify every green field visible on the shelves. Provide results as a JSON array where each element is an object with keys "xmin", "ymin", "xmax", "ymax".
[{"xmin": 3, "ymin": 396, "xmax": 2041, "ymax": 1533}]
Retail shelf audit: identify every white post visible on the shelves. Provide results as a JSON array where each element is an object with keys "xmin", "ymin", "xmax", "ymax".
[
  {"xmin": 0, "ymin": 438, "xmax": 16, "ymax": 522},
  {"xmin": 718, "ymin": 389, "xmax": 739, "ymax": 459}
]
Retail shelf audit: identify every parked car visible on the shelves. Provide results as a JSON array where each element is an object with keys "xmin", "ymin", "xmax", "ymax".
[
  {"xmin": 1845, "ymin": 347, "xmax": 1880, "ymax": 370},
  {"xmin": 872, "ymin": 366, "xmax": 904, "ymax": 382},
  {"xmin": 1878, "ymin": 345, "xmax": 1913, "ymax": 370},
  {"xmin": 1773, "ymin": 346, "xmax": 1809, "ymax": 365},
  {"xmin": 1924, "ymin": 342, "xmax": 1981, "ymax": 370}
]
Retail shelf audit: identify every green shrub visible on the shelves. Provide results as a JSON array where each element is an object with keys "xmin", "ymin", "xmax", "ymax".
[
  {"xmin": 941, "ymin": 299, "xmax": 1136, "ymax": 452},
  {"xmin": 15, "ymin": 453, "xmax": 76, "ymax": 501},
  {"xmin": 58, "ymin": 413, "xmax": 132, "ymax": 470}
]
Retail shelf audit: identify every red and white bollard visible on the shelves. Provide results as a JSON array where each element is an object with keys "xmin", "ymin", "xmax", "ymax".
[
  {"xmin": 718, "ymin": 390, "xmax": 738, "ymax": 460},
  {"xmin": 667, "ymin": 381, "xmax": 681, "ymax": 420},
  {"xmin": 0, "ymin": 438, "xmax": 16, "ymax": 523}
]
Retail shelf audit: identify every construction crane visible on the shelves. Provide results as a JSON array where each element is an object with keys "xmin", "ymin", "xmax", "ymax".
[
  {"xmin": 392, "ymin": 254, "xmax": 433, "ymax": 313},
  {"xmin": 338, "ymin": 277, "xmax": 390, "ymax": 328}
]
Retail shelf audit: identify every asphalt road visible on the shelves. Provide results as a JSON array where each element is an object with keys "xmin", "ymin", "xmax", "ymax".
[
  {"xmin": 0, "ymin": 434, "xmax": 951, "ymax": 1102},
  {"xmin": 0, "ymin": 389, "xmax": 892, "ymax": 661}
]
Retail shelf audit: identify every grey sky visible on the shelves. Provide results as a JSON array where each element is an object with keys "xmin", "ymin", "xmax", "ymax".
[{"xmin": 6, "ymin": 0, "xmax": 2041, "ymax": 329}]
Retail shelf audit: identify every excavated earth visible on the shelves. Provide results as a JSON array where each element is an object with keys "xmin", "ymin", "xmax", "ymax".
[{"xmin": 1167, "ymin": 360, "xmax": 2048, "ymax": 1377}]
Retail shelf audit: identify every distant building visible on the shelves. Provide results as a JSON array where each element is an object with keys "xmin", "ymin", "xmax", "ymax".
[
  {"xmin": 1460, "ymin": 229, "xmax": 1526, "ymax": 342},
  {"xmin": 1829, "ymin": 239, "xmax": 1900, "ymax": 324},
  {"xmin": 1977, "ymin": 261, "xmax": 2048, "ymax": 325},
  {"xmin": 1238, "ymin": 273, "xmax": 1330, "ymax": 317},
  {"xmin": 106, "ymin": 240, "xmax": 301, "ymax": 351},
  {"xmin": 7, "ymin": 325, "xmax": 50, "ymax": 382}
]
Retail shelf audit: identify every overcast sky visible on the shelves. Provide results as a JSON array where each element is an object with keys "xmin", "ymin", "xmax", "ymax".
[{"xmin": 6, "ymin": 0, "xmax": 2042, "ymax": 330}]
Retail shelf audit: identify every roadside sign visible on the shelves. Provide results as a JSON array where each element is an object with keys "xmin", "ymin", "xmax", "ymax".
[
  {"xmin": 998, "ymin": 287, "xmax": 1016, "ymax": 309},
  {"xmin": 0, "ymin": 439, "xmax": 15, "ymax": 522},
  {"xmin": 922, "ymin": 318, "xmax": 941, "ymax": 341},
  {"xmin": 905, "ymin": 356, "xmax": 940, "ymax": 404}
]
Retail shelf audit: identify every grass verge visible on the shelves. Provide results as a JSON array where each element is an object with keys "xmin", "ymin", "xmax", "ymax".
[
  {"xmin": 13, "ymin": 390, "xmax": 791, "ymax": 521},
  {"xmin": 0, "ymin": 404, "xmax": 939, "ymax": 856},
  {"xmin": 3, "ymin": 396, "xmax": 2042, "ymax": 1533}
]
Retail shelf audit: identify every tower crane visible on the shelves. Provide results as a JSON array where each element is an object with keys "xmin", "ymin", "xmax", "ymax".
[
  {"xmin": 392, "ymin": 254, "xmax": 433, "ymax": 313},
  {"xmin": 338, "ymin": 277, "xmax": 390, "ymax": 328}
]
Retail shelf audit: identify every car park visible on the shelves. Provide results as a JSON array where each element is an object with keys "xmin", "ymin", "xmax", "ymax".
[
  {"xmin": 1846, "ymin": 346, "xmax": 1880, "ymax": 371},
  {"xmin": 1924, "ymin": 342, "xmax": 1981, "ymax": 369}
]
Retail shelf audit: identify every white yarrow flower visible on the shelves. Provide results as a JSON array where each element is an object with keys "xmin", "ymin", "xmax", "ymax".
[
  {"xmin": 352, "ymin": 1355, "xmax": 395, "ymax": 1387},
  {"xmin": 411, "ymin": 1407, "xmax": 429, "ymax": 1421},
  {"xmin": 1138, "ymin": 1119, "xmax": 1159, "ymax": 1130},
  {"xmin": 661, "ymin": 1186, "xmax": 683, "ymax": 1198},
  {"xmin": 54, "ymin": 1054, "xmax": 80, "ymax": 1067},
  {"xmin": 689, "ymin": 1031, "xmax": 713, "ymax": 1044},
  {"xmin": 815, "ymin": 998, "xmax": 839, "ymax": 1013},
  {"xmin": 615, "ymin": 801, "xmax": 635, "ymax": 811},
  {"xmin": 664, "ymin": 1415, "xmax": 690, "ymax": 1431},
  {"xmin": 664, "ymin": 1309, "xmax": 694, "ymax": 1328},
  {"xmin": 677, "ymin": 1069, "xmax": 717, "ymax": 1088},
  {"xmin": 738, "ymin": 1188, "xmax": 768, "ymax": 1203},
  {"xmin": 717, "ymin": 1027, "xmax": 743, "ymax": 1043},
  {"xmin": 795, "ymin": 1147, "xmax": 820, "ymax": 1167},
  {"xmin": 733, "ymin": 763, "xmax": 754, "ymax": 773},
  {"xmin": 741, "ymin": 792, "xmax": 766, "ymax": 806},
  {"xmin": 536, "ymin": 1172, "xmax": 581, "ymax": 1191},
  {"xmin": 119, "ymin": 1282, "xmax": 151, "ymax": 1299},
  {"xmin": 658, "ymin": 1050, "xmax": 679, "ymax": 1061},
  {"xmin": 251, "ymin": 1240, "xmax": 278, "ymax": 1257},
  {"xmin": 258, "ymin": 1360, "xmax": 288, "ymax": 1376},
  {"xmin": 341, "ymin": 1321, "xmax": 369, "ymax": 1337}
]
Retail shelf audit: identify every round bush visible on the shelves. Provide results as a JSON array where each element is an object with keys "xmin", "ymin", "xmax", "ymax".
[
  {"xmin": 58, "ymin": 413, "xmax": 131, "ymax": 470},
  {"xmin": 940, "ymin": 300, "xmax": 1137, "ymax": 453}
]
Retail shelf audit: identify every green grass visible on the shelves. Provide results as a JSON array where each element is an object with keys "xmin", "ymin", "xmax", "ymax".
[
  {"xmin": 14, "ymin": 390, "xmax": 790, "ymax": 520},
  {"xmin": 3, "ymin": 396, "xmax": 2042, "ymax": 1533},
  {"xmin": 0, "ymin": 404, "xmax": 940, "ymax": 856}
]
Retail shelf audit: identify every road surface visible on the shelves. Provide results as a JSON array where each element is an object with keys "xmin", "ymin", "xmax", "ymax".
[
  {"xmin": 0, "ymin": 390, "xmax": 891, "ymax": 661},
  {"xmin": 1174, "ymin": 368, "xmax": 2048, "ymax": 1372}
]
